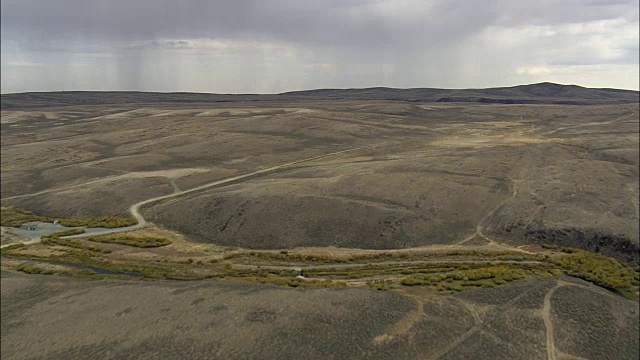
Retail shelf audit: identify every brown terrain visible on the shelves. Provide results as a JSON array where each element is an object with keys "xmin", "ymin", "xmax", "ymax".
[
  {"xmin": 1, "ymin": 271, "xmax": 638, "ymax": 360},
  {"xmin": 2, "ymin": 84, "xmax": 638, "ymax": 262},
  {"xmin": 1, "ymin": 83, "xmax": 639, "ymax": 359}
]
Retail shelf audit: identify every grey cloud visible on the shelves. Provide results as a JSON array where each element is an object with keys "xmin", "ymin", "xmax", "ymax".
[
  {"xmin": 1, "ymin": 0, "xmax": 498, "ymax": 50},
  {"xmin": 1, "ymin": 0, "xmax": 638, "ymax": 92},
  {"xmin": 494, "ymin": 0, "xmax": 638, "ymax": 25},
  {"xmin": 2, "ymin": 0, "xmax": 635, "ymax": 54}
]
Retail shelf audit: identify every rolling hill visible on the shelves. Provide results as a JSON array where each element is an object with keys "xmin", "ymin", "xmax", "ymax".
[{"xmin": 1, "ymin": 82, "xmax": 638, "ymax": 110}]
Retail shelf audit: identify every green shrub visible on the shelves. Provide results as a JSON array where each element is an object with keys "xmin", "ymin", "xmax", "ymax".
[
  {"xmin": 369, "ymin": 283, "xmax": 388, "ymax": 291},
  {"xmin": 428, "ymin": 274, "xmax": 447, "ymax": 283},
  {"xmin": 493, "ymin": 277, "xmax": 507, "ymax": 285},
  {"xmin": 0, "ymin": 207, "xmax": 136, "ymax": 229},
  {"xmin": 0, "ymin": 243, "xmax": 26, "ymax": 253},
  {"xmin": 541, "ymin": 272, "xmax": 554, "ymax": 279},
  {"xmin": 49, "ymin": 229, "xmax": 86, "ymax": 237},
  {"xmin": 400, "ymin": 277, "xmax": 420, "ymax": 286},
  {"xmin": 87, "ymin": 235, "xmax": 171, "ymax": 248},
  {"xmin": 223, "ymin": 251, "xmax": 337, "ymax": 264},
  {"xmin": 249, "ymin": 277, "xmax": 347, "ymax": 288},
  {"xmin": 401, "ymin": 266, "xmax": 526, "ymax": 289},
  {"xmin": 550, "ymin": 249, "xmax": 636, "ymax": 289},
  {"xmin": 16, "ymin": 263, "xmax": 55, "ymax": 275},
  {"xmin": 40, "ymin": 228, "xmax": 111, "ymax": 253},
  {"xmin": 449, "ymin": 272, "xmax": 465, "ymax": 280},
  {"xmin": 42, "ymin": 236, "xmax": 111, "ymax": 254},
  {"xmin": 445, "ymin": 283, "xmax": 464, "ymax": 292},
  {"xmin": 1, "ymin": 207, "xmax": 51, "ymax": 227},
  {"xmin": 58, "ymin": 216, "xmax": 137, "ymax": 228}
]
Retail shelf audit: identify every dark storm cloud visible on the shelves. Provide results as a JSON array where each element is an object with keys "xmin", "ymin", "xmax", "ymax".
[
  {"xmin": 2, "ymin": 0, "xmax": 636, "ymax": 61},
  {"xmin": 1, "ymin": 0, "xmax": 500, "ymax": 49},
  {"xmin": 1, "ymin": 0, "xmax": 638, "ymax": 92},
  {"xmin": 3, "ymin": 0, "xmax": 636, "ymax": 44}
]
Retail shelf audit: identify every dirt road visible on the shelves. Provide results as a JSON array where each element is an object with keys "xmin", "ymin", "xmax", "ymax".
[
  {"xmin": 231, "ymin": 259, "xmax": 544, "ymax": 272},
  {"xmin": 64, "ymin": 145, "xmax": 377, "ymax": 239}
]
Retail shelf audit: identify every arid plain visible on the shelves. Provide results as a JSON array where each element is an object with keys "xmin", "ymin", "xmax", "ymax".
[
  {"xmin": 2, "ymin": 95, "xmax": 638, "ymax": 260},
  {"xmin": 1, "ymin": 84, "xmax": 639, "ymax": 359}
]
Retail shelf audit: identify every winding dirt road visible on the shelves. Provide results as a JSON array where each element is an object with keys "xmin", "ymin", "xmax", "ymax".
[
  {"xmin": 64, "ymin": 145, "xmax": 377, "ymax": 239},
  {"xmin": 232, "ymin": 259, "xmax": 544, "ymax": 272},
  {"xmin": 543, "ymin": 282, "xmax": 564, "ymax": 360}
]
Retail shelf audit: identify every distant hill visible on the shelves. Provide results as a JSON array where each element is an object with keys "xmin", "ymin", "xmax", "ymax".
[
  {"xmin": 282, "ymin": 82, "xmax": 640, "ymax": 104},
  {"xmin": 2, "ymin": 82, "xmax": 638, "ymax": 109}
]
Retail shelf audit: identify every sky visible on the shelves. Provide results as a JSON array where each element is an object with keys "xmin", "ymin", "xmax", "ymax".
[{"xmin": 1, "ymin": 0, "xmax": 638, "ymax": 93}]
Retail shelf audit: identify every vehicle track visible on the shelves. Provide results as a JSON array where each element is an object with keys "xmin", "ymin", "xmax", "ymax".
[
  {"xmin": 64, "ymin": 144, "xmax": 381, "ymax": 239},
  {"xmin": 429, "ymin": 279, "xmax": 547, "ymax": 360},
  {"xmin": 541, "ymin": 112, "xmax": 635, "ymax": 137},
  {"xmin": 541, "ymin": 280, "xmax": 593, "ymax": 360},
  {"xmin": 458, "ymin": 177, "xmax": 519, "ymax": 245},
  {"xmin": 232, "ymin": 259, "xmax": 544, "ymax": 272},
  {"xmin": 450, "ymin": 297, "xmax": 482, "ymax": 324},
  {"xmin": 543, "ymin": 282, "xmax": 564, "ymax": 360},
  {"xmin": 372, "ymin": 295, "xmax": 425, "ymax": 347},
  {"xmin": 169, "ymin": 178, "xmax": 181, "ymax": 193}
]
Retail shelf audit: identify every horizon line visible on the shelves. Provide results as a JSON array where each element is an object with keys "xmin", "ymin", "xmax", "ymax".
[{"xmin": 2, "ymin": 81, "xmax": 639, "ymax": 96}]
